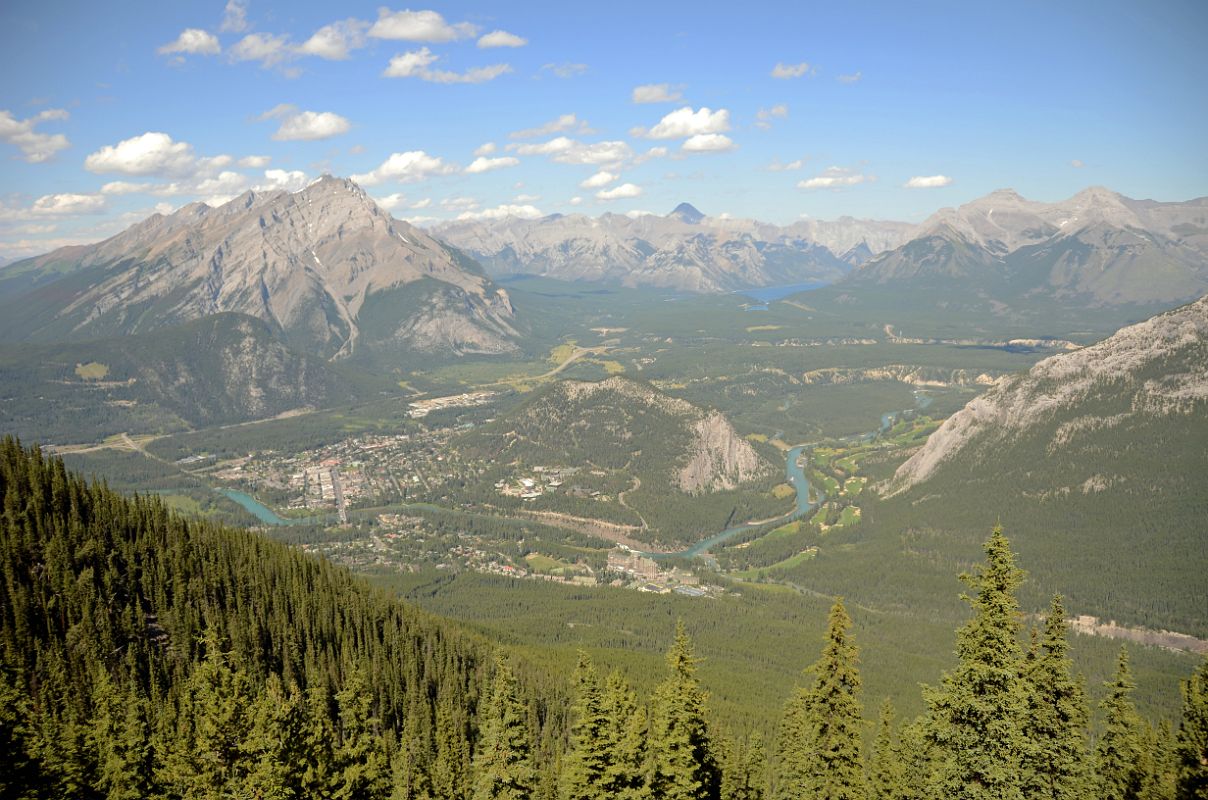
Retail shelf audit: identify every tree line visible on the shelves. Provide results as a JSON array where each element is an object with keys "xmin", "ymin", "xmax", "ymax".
[{"xmin": 1, "ymin": 437, "xmax": 1205, "ymax": 798}]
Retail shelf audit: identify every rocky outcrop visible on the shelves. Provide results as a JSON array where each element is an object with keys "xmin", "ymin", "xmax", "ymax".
[
  {"xmin": 677, "ymin": 411, "xmax": 769, "ymax": 493},
  {"xmin": 800, "ymin": 365, "xmax": 999, "ymax": 387},
  {"xmin": 884, "ymin": 293, "xmax": 1208, "ymax": 496}
]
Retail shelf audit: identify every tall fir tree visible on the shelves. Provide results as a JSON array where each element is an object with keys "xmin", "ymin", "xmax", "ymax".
[
  {"xmin": 333, "ymin": 667, "xmax": 390, "ymax": 800},
  {"xmin": 1175, "ymin": 658, "xmax": 1208, "ymax": 800},
  {"xmin": 1019, "ymin": 595, "xmax": 1091, "ymax": 800},
  {"xmin": 560, "ymin": 653, "xmax": 610, "ymax": 800},
  {"xmin": 600, "ymin": 670, "xmax": 648, "ymax": 800},
  {"xmin": 1096, "ymin": 648, "xmax": 1154, "ymax": 800},
  {"xmin": 868, "ymin": 699, "xmax": 902, "ymax": 800},
  {"xmin": 647, "ymin": 621, "xmax": 722, "ymax": 800},
  {"xmin": 925, "ymin": 526, "xmax": 1027, "ymax": 800},
  {"xmin": 777, "ymin": 598, "xmax": 866, "ymax": 800},
  {"xmin": 473, "ymin": 655, "xmax": 536, "ymax": 800}
]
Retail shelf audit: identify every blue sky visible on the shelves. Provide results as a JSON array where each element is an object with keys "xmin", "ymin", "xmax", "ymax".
[{"xmin": 1, "ymin": 0, "xmax": 1206, "ymax": 260}]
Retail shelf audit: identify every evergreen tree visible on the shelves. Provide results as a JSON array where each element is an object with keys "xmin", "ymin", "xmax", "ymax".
[
  {"xmin": 600, "ymin": 670, "xmax": 647, "ymax": 800},
  {"xmin": 1019, "ymin": 595, "xmax": 1091, "ymax": 800},
  {"xmin": 720, "ymin": 731, "xmax": 765, "ymax": 800},
  {"xmin": 895, "ymin": 717, "xmax": 936, "ymax": 800},
  {"xmin": 868, "ymin": 699, "xmax": 902, "ymax": 800},
  {"xmin": 647, "ymin": 621, "xmax": 721, "ymax": 800},
  {"xmin": 473, "ymin": 655, "xmax": 536, "ymax": 800},
  {"xmin": 560, "ymin": 653, "xmax": 610, "ymax": 800},
  {"xmin": 333, "ymin": 668, "xmax": 390, "ymax": 800},
  {"xmin": 925, "ymin": 526, "xmax": 1027, "ymax": 800},
  {"xmin": 1175, "ymin": 658, "xmax": 1208, "ymax": 800},
  {"xmin": 777, "ymin": 598, "xmax": 866, "ymax": 800},
  {"xmin": 1097, "ymin": 648, "xmax": 1153, "ymax": 800},
  {"xmin": 89, "ymin": 670, "xmax": 155, "ymax": 800},
  {"xmin": 0, "ymin": 667, "xmax": 41, "ymax": 799}
]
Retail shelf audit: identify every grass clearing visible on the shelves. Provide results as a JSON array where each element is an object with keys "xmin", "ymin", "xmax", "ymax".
[
  {"xmin": 75, "ymin": 362, "xmax": 109, "ymax": 380},
  {"xmin": 771, "ymin": 483, "xmax": 796, "ymax": 500}
]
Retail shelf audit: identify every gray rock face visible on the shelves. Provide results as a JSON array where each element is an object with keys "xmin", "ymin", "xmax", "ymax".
[
  {"xmin": 884, "ymin": 292, "xmax": 1208, "ymax": 496},
  {"xmin": 677, "ymin": 410, "xmax": 769, "ymax": 493},
  {"xmin": 4, "ymin": 175, "xmax": 518, "ymax": 358},
  {"xmin": 432, "ymin": 207, "xmax": 914, "ymax": 292}
]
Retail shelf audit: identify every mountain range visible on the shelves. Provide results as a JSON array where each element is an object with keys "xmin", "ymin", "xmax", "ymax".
[{"xmin": 0, "ymin": 175, "xmax": 519, "ymax": 360}]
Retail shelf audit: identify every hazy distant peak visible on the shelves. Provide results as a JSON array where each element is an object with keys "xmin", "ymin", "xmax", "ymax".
[{"xmin": 668, "ymin": 202, "xmax": 705, "ymax": 224}]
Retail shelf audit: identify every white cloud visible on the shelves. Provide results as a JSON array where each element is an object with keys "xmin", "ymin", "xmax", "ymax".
[
  {"xmin": 755, "ymin": 104, "xmax": 788, "ymax": 129},
  {"xmin": 623, "ymin": 209, "xmax": 656, "ymax": 218},
  {"xmin": 100, "ymin": 181, "xmax": 151, "ymax": 195},
  {"xmin": 194, "ymin": 171, "xmax": 251, "ymax": 197},
  {"xmin": 464, "ymin": 156, "xmax": 520, "ymax": 174},
  {"xmin": 568, "ymin": 196, "xmax": 583, "ymax": 206},
  {"xmin": 383, "ymin": 47, "xmax": 512, "ymax": 83},
  {"xmin": 540, "ymin": 62, "xmax": 587, "ymax": 78},
  {"xmin": 510, "ymin": 113, "xmax": 590, "ymax": 139},
  {"xmin": 84, "ymin": 132, "xmax": 198, "ymax": 176},
  {"xmin": 238, "ymin": 155, "xmax": 272, "ymax": 168},
  {"xmin": 478, "ymin": 30, "xmax": 527, "ymax": 48},
  {"xmin": 271, "ymin": 110, "xmax": 352, "ymax": 141},
  {"xmin": 368, "ymin": 9, "xmax": 478, "ymax": 42},
  {"xmin": 0, "ymin": 108, "xmax": 70, "ymax": 163},
  {"xmin": 633, "ymin": 146, "xmax": 670, "ymax": 165},
  {"xmin": 513, "ymin": 193, "xmax": 540, "ymax": 202},
  {"xmin": 441, "ymin": 196, "xmax": 479, "ymax": 211},
  {"xmin": 298, "ymin": 19, "xmax": 369, "ymax": 60},
  {"xmin": 682, "ymin": 133, "xmax": 736, "ymax": 153},
  {"xmin": 257, "ymin": 169, "xmax": 309, "ymax": 192},
  {"xmin": 1070, "ymin": 159, "xmax": 1085, "ymax": 168},
  {"xmin": 410, "ymin": 198, "xmax": 431, "ymax": 209},
  {"xmin": 640, "ymin": 106, "xmax": 730, "ymax": 139},
  {"xmin": 767, "ymin": 158, "xmax": 805, "ymax": 171},
  {"xmin": 904, "ymin": 174, "xmax": 953, "ymax": 189},
  {"xmin": 580, "ymin": 171, "xmax": 617, "ymax": 189},
  {"xmin": 457, "ymin": 203, "xmax": 543, "ymax": 221},
  {"xmin": 351, "ymin": 150, "xmax": 457, "ymax": 185},
  {"xmin": 158, "ymin": 28, "xmax": 221, "ymax": 56},
  {"xmin": 510, "ymin": 137, "xmax": 632, "ymax": 166},
  {"xmin": 771, "ymin": 62, "xmax": 812, "ymax": 79},
  {"xmin": 220, "ymin": 0, "xmax": 248, "ymax": 33},
  {"xmin": 229, "ymin": 32, "xmax": 294, "ymax": 68},
  {"xmin": 32, "ymin": 193, "xmax": 106, "ymax": 215},
  {"xmin": 596, "ymin": 183, "xmax": 643, "ymax": 201},
  {"xmin": 798, "ymin": 166, "xmax": 871, "ymax": 190},
  {"xmin": 474, "ymin": 142, "xmax": 497, "ymax": 156},
  {"xmin": 838, "ymin": 71, "xmax": 862, "ymax": 84},
  {"xmin": 632, "ymin": 83, "xmax": 682, "ymax": 104},
  {"xmin": 374, "ymin": 193, "xmax": 407, "ymax": 211}
]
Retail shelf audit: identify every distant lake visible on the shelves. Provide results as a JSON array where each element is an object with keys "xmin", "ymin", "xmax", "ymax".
[
  {"xmin": 737, "ymin": 281, "xmax": 830, "ymax": 305},
  {"xmin": 219, "ymin": 489, "xmax": 288, "ymax": 525}
]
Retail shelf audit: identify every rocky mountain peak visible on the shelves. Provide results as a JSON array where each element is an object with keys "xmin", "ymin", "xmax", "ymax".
[{"xmin": 669, "ymin": 202, "xmax": 706, "ymax": 224}]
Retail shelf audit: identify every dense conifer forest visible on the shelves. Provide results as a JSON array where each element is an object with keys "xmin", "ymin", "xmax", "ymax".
[{"xmin": 1, "ymin": 437, "xmax": 1205, "ymax": 799}]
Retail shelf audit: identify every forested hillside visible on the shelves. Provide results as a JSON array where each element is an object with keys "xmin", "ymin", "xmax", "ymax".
[{"xmin": 2, "ymin": 439, "xmax": 1206, "ymax": 799}]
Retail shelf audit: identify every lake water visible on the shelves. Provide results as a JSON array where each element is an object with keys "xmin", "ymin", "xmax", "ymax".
[
  {"xmin": 737, "ymin": 281, "xmax": 830, "ymax": 309},
  {"xmin": 219, "ymin": 489, "xmax": 289, "ymax": 525}
]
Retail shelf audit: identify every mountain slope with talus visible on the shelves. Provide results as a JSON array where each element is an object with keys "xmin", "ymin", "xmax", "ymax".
[{"xmin": 0, "ymin": 175, "xmax": 519, "ymax": 359}]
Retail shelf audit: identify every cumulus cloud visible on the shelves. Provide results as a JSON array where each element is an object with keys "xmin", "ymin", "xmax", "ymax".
[
  {"xmin": 0, "ymin": 108, "xmax": 70, "ymax": 163},
  {"xmin": 568, "ymin": 196, "xmax": 583, "ymax": 206},
  {"xmin": 457, "ymin": 203, "xmax": 543, "ymax": 221},
  {"xmin": 632, "ymin": 83, "xmax": 682, "ymax": 103},
  {"xmin": 509, "ymin": 137, "xmax": 632, "ymax": 166},
  {"xmin": 478, "ymin": 30, "xmax": 527, "ymax": 48},
  {"xmin": 268, "ymin": 109, "xmax": 352, "ymax": 141},
  {"xmin": 771, "ymin": 62, "xmax": 812, "ymax": 79},
  {"xmin": 158, "ymin": 28, "xmax": 221, "ymax": 56},
  {"xmin": 100, "ymin": 181, "xmax": 151, "ymax": 195},
  {"xmin": 767, "ymin": 158, "xmax": 805, "ymax": 171},
  {"xmin": 383, "ymin": 47, "xmax": 511, "ymax": 83},
  {"xmin": 513, "ymin": 193, "xmax": 540, "ymax": 203},
  {"xmin": 368, "ymin": 9, "xmax": 478, "ymax": 41},
  {"xmin": 904, "ymin": 174, "xmax": 953, "ymax": 189},
  {"xmin": 682, "ymin": 133, "xmax": 736, "ymax": 153},
  {"xmin": 351, "ymin": 150, "xmax": 457, "ymax": 185},
  {"xmin": 238, "ymin": 155, "xmax": 271, "ymax": 168},
  {"xmin": 84, "ymin": 132, "xmax": 199, "ymax": 176},
  {"xmin": 580, "ymin": 171, "xmax": 617, "ymax": 189},
  {"xmin": 464, "ymin": 156, "xmax": 520, "ymax": 174},
  {"xmin": 298, "ymin": 19, "xmax": 369, "ymax": 60},
  {"xmin": 509, "ymin": 113, "xmax": 590, "ymax": 139},
  {"xmin": 474, "ymin": 142, "xmax": 497, "ymax": 156},
  {"xmin": 32, "ymin": 193, "xmax": 106, "ymax": 215},
  {"xmin": 257, "ymin": 169, "xmax": 309, "ymax": 192},
  {"xmin": 1070, "ymin": 159, "xmax": 1085, "ymax": 168},
  {"xmin": 797, "ymin": 166, "xmax": 871, "ymax": 189},
  {"xmin": 220, "ymin": 0, "xmax": 248, "ymax": 33},
  {"xmin": 374, "ymin": 193, "xmax": 407, "ymax": 211},
  {"xmin": 638, "ymin": 106, "xmax": 730, "ymax": 139},
  {"xmin": 596, "ymin": 183, "xmax": 642, "ymax": 201},
  {"xmin": 838, "ymin": 71, "xmax": 862, "ymax": 84},
  {"xmin": 441, "ymin": 196, "xmax": 479, "ymax": 211},
  {"xmin": 755, "ymin": 104, "xmax": 788, "ymax": 129},
  {"xmin": 540, "ymin": 62, "xmax": 587, "ymax": 78},
  {"xmin": 229, "ymin": 32, "xmax": 294, "ymax": 68}
]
